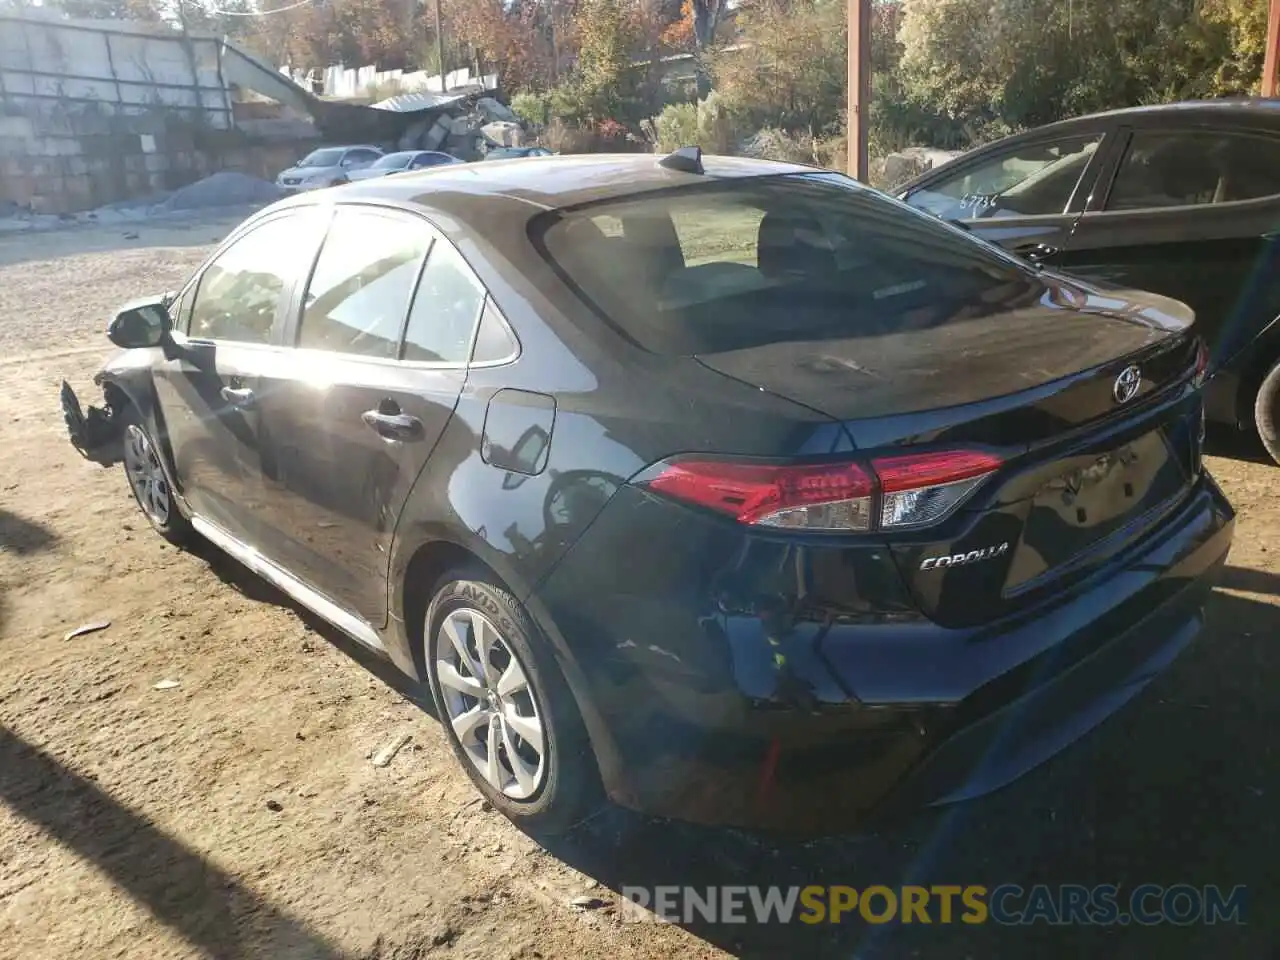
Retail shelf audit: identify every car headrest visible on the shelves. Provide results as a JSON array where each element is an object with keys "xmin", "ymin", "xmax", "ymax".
[{"xmin": 756, "ymin": 211, "xmax": 837, "ymax": 279}]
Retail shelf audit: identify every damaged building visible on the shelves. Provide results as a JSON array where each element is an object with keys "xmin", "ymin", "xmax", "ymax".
[{"xmin": 0, "ymin": 11, "xmax": 519, "ymax": 215}]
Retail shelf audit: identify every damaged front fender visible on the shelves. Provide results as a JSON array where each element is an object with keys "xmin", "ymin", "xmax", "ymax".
[{"xmin": 60, "ymin": 377, "xmax": 126, "ymax": 466}]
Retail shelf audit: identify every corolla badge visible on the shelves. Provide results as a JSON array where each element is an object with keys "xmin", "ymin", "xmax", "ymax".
[
  {"xmin": 1113, "ymin": 364, "xmax": 1142, "ymax": 404},
  {"xmin": 919, "ymin": 542, "xmax": 1009, "ymax": 571}
]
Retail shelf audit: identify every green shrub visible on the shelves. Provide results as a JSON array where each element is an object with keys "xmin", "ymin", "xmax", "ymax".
[
  {"xmin": 647, "ymin": 92, "xmax": 738, "ymax": 155},
  {"xmin": 510, "ymin": 92, "xmax": 550, "ymax": 130}
]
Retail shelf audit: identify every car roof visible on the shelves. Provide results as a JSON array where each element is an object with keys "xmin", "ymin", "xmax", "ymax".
[
  {"xmin": 1018, "ymin": 97, "xmax": 1280, "ymax": 135},
  {"xmin": 325, "ymin": 152, "xmax": 820, "ymax": 212}
]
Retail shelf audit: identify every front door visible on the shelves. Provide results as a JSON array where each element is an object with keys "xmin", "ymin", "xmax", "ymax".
[
  {"xmin": 900, "ymin": 129, "xmax": 1113, "ymax": 268},
  {"xmin": 152, "ymin": 210, "xmax": 324, "ymax": 545},
  {"xmin": 256, "ymin": 206, "xmax": 488, "ymax": 624},
  {"xmin": 1058, "ymin": 125, "xmax": 1280, "ymax": 377}
]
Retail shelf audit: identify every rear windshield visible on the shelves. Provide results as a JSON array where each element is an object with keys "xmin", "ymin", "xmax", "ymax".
[{"xmin": 533, "ymin": 173, "xmax": 1040, "ymax": 355}]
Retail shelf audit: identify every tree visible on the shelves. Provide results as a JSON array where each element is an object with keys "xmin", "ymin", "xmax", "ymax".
[
  {"xmin": 713, "ymin": 0, "xmax": 847, "ymax": 134},
  {"xmin": 690, "ymin": 0, "xmax": 724, "ymax": 95},
  {"xmin": 895, "ymin": 0, "xmax": 1267, "ymax": 145}
]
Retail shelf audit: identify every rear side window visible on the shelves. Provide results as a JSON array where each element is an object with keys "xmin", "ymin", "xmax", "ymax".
[
  {"xmin": 1106, "ymin": 130, "xmax": 1280, "ymax": 210},
  {"xmin": 298, "ymin": 208, "xmax": 430, "ymax": 358},
  {"xmin": 402, "ymin": 239, "xmax": 487, "ymax": 363},
  {"xmin": 189, "ymin": 214, "xmax": 317, "ymax": 344},
  {"xmin": 536, "ymin": 173, "xmax": 1038, "ymax": 356},
  {"xmin": 471, "ymin": 298, "xmax": 518, "ymax": 363}
]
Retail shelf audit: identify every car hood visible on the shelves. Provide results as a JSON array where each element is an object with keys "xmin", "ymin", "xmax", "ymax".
[
  {"xmin": 693, "ymin": 272, "xmax": 1196, "ymax": 427},
  {"xmin": 277, "ymin": 166, "xmax": 337, "ymax": 180}
]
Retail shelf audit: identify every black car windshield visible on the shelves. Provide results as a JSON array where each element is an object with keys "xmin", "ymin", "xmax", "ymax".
[
  {"xmin": 373, "ymin": 153, "xmax": 414, "ymax": 169},
  {"xmin": 534, "ymin": 172, "xmax": 1040, "ymax": 355},
  {"xmin": 298, "ymin": 148, "xmax": 346, "ymax": 168}
]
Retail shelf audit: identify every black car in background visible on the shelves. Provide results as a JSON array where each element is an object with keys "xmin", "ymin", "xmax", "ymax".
[
  {"xmin": 898, "ymin": 99, "xmax": 1280, "ymax": 463},
  {"xmin": 61, "ymin": 151, "xmax": 1233, "ymax": 834}
]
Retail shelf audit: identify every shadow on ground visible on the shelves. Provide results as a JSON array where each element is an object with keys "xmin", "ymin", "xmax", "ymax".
[
  {"xmin": 543, "ymin": 585, "xmax": 1279, "ymax": 959},
  {"xmin": 1205, "ymin": 424, "xmax": 1274, "ymax": 467},
  {"xmin": 163, "ymin": 528, "xmax": 1277, "ymax": 959},
  {"xmin": 185, "ymin": 535, "xmax": 435, "ymax": 716},
  {"xmin": 0, "ymin": 725, "xmax": 347, "ymax": 959}
]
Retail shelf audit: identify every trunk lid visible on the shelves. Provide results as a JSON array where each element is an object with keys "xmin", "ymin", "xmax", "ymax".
[
  {"xmin": 694, "ymin": 274, "xmax": 1196, "ymax": 449},
  {"xmin": 697, "ymin": 274, "xmax": 1204, "ymax": 628}
]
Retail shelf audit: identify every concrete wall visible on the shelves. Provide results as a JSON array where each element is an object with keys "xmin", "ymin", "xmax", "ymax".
[
  {"xmin": 0, "ymin": 14, "xmax": 233, "ymax": 126},
  {"xmin": 0, "ymin": 106, "xmax": 299, "ymax": 214},
  {"xmin": 0, "ymin": 14, "xmax": 303, "ymax": 214}
]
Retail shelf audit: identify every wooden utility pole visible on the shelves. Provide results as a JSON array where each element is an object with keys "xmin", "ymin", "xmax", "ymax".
[
  {"xmin": 434, "ymin": 0, "xmax": 446, "ymax": 91},
  {"xmin": 848, "ymin": 0, "xmax": 871, "ymax": 181},
  {"xmin": 1264, "ymin": 0, "xmax": 1280, "ymax": 97}
]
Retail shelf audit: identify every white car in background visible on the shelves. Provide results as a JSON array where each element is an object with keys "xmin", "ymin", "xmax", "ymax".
[
  {"xmin": 345, "ymin": 150, "xmax": 464, "ymax": 181},
  {"xmin": 275, "ymin": 145, "xmax": 384, "ymax": 192}
]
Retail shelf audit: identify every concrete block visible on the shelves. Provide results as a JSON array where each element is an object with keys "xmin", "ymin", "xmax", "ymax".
[
  {"xmin": 63, "ymin": 174, "xmax": 94, "ymax": 211},
  {"xmin": 0, "ymin": 116, "xmax": 35, "ymax": 140},
  {"xmin": 1, "ymin": 176, "xmax": 35, "ymax": 207},
  {"xmin": 69, "ymin": 110, "xmax": 112, "ymax": 136},
  {"xmin": 124, "ymin": 154, "xmax": 147, "ymax": 173},
  {"xmin": 67, "ymin": 156, "xmax": 89, "ymax": 176},
  {"xmin": 144, "ymin": 153, "xmax": 168, "ymax": 173},
  {"xmin": 423, "ymin": 117, "xmax": 450, "ymax": 150}
]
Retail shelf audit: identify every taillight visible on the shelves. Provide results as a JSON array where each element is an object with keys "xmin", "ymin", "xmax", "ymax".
[
  {"xmin": 637, "ymin": 450, "xmax": 1002, "ymax": 533},
  {"xmin": 1193, "ymin": 339, "xmax": 1210, "ymax": 387},
  {"xmin": 872, "ymin": 450, "xmax": 1004, "ymax": 530}
]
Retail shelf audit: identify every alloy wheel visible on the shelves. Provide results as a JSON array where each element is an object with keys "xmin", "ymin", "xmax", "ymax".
[
  {"xmin": 123, "ymin": 423, "xmax": 171, "ymax": 526},
  {"xmin": 436, "ymin": 608, "xmax": 547, "ymax": 800}
]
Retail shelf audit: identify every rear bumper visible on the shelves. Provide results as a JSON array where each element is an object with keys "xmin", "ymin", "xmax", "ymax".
[{"xmin": 532, "ymin": 474, "xmax": 1234, "ymax": 834}]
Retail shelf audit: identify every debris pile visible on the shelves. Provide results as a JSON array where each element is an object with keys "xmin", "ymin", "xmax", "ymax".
[
  {"xmin": 392, "ymin": 97, "xmax": 527, "ymax": 160},
  {"xmin": 157, "ymin": 172, "xmax": 283, "ymax": 212}
]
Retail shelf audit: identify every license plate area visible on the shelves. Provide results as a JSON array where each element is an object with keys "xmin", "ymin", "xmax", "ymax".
[{"xmin": 1004, "ymin": 429, "xmax": 1189, "ymax": 592}]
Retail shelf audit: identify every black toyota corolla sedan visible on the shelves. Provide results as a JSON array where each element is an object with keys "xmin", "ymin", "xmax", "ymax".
[
  {"xmin": 60, "ymin": 149, "xmax": 1234, "ymax": 834},
  {"xmin": 897, "ymin": 98, "xmax": 1280, "ymax": 464}
]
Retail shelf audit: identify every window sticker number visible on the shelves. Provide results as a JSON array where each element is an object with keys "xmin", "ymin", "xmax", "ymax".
[{"xmin": 960, "ymin": 193, "xmax": 999, "ymax": 212}]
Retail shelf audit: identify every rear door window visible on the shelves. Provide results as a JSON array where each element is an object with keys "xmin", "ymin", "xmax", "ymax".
[
  {"xmin": 904, "ymin": 135, "xmax": 1103, "ymax": 221},
  {"xmin": 1105, "ymin": 129, "xmax": 1280, "ymax": 210},
  {"xmin": 537, "ymin": 173, "xmax": 1039, "ymax": 356},
  {"xmin": 297, "ymin": 208, "xmax": 431, "ymax": 359}
]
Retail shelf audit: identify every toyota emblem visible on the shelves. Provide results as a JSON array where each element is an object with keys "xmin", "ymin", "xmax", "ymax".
[{"xmin": 1113, "ymin": 364, "xmax": 1142, "ymax": 404}]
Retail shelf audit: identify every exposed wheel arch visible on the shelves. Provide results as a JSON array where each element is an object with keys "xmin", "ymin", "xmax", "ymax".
[{"xmin": 401, "ymin": 540, "xmax": 495, "ymax": 679}]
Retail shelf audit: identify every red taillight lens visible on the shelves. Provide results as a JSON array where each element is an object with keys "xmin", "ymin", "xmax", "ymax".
[
  {"xmin": 1194, "ymin": 339, "xmax": 1210, "ymax": 386},
  {"xmin": 638, "ymin": 450, "xmax": 1002, "ymax": 533},
  {"xmin": 642, "ymin": 459, "xmax": 876, "ymax": 530}
]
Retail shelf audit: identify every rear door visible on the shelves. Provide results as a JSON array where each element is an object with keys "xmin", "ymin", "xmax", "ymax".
[
  {"xmin": 255, "ymin": 205, "xmax": 487, "ymax": 625},
  {"xmin": 152, "ymin": 209, "xmax": 323, "ymax": 545},
  {"xmin": 1057, "ymin": 122, "xmax": 1280, "ymax": 380},
  {"xmin": 899, "ymin": 124, "xmax": 1117, "ymax": 267}
]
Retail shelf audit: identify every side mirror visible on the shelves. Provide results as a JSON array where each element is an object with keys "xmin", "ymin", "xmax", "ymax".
[{"xmin": 108, "ymin": 296, "xmax": 171, "ymax": 349}]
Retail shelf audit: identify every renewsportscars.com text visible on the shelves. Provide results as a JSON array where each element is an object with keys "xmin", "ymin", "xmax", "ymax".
[{"xmin": 619, "ymin": 884, "xmax": 1247, "ymax": 926}]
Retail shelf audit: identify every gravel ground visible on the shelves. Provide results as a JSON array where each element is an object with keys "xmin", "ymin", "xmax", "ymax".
[{"xmin": 1, "ymin": 215, "xmax": 1277, "ymax": 959}]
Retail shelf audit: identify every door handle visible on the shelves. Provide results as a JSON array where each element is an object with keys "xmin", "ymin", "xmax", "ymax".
[
  {"xmin": 362, "ymin": 409, "xmax": 424, "ymax": 441},
  {"xmin": 1012, "ymin": 242, "xmax": 1060, "ymax": 263},
  {"xmin": 220, "ymin": 386, "xmax": 256, "ymax": 409}
]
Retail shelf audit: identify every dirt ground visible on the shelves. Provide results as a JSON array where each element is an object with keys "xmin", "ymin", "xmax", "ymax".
[{"xmin": 1, "ymin": 215, "xmax": 1277, "ymax": 960}]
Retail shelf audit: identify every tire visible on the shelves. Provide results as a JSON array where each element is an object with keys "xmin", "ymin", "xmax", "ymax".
[
  {"xmin": 1255, "ymin": 359, "xmax": 1280, "ymax": 466},
  {"xmin": 424, "ymin": 570, "xmax": 599, "ymax": 834},
  {"xmin": 120, "ymin": 409, "xmax": 193, "ymax": 545}
]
